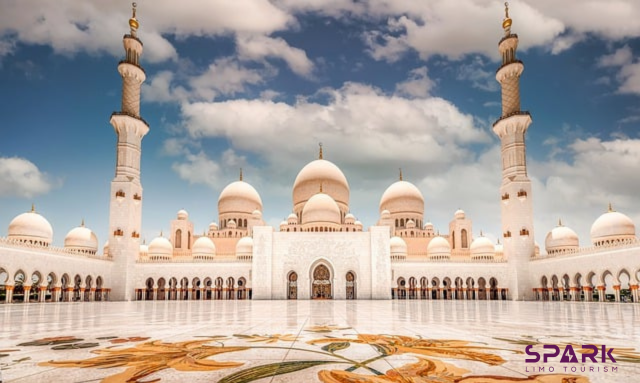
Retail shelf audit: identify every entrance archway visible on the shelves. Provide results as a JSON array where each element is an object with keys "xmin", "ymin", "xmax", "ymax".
[
  {"xmin": 346, "ymin": 272, "xmax": 356, "ymax": 300},
  {"xmin": 288, "ymin": 272, "xmax": 298, "ymax": 300},
  {"xmin": 311, "ymin": 264, "xmax": 332, "ymax": 299}
]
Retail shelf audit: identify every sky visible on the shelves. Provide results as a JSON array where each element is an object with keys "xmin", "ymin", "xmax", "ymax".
[{"xmin": 1, "ymin": 0, "xmax": 640, "ymax": 252}]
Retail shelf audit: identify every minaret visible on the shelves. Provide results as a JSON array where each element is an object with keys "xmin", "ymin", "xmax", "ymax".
[
  {"xmin": 108, "ymin": 3, "xmax": 149, "ymax": 301},
  {"xmin": 492, "ymin": 3, "xmax": 534, "ymax": 301}
]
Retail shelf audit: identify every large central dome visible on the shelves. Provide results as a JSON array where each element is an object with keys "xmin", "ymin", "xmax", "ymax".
[
  {"xmin": 379, "ymin": 180, "xmax": 424, "ymax": 215},
  {"xmin": 218, "ymin": 180, "xmax": 263, "ymax": 214},
  {"xmin": 293, "ymin": 149, "xmax": 349, "ymax": 217}
]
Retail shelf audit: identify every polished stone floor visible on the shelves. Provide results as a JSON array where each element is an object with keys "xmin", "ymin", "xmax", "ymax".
[{"xmin": 0, "ymin": 300, "xmax": 638, "ymax": 382}]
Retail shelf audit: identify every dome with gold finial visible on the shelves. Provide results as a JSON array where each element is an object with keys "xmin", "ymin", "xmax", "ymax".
[{"xmin": 8, "ymin": 204, "xmax": 54, "ymax": 246}]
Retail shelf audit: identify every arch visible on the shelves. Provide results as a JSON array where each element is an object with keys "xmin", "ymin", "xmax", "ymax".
[
  {"xmin": 346, "ymin": 271, "xmax": 356, "ymax": 300},
  {"xmin": 145, "ymin": 277, "xmax": 154, "ymax": 301},
  {"xmin": 156, "ymin": 278, "xmax": 166, "ymax": 301},
  {"xmin": 73, "ymin": 274, "xmax": 82, "ymax": 302},
  {"xmin": 192, "ymin": 277, "xmax": 202, "ymax": 300},
  {"xmin": 420, "ymin": 276, "xmax": 428, "ymax": 299},
  {"xmin": 30, "ymin": 271, "xmax": 43, "ymax": 302},
  {"xmin": 226, "ymin": 277, "xmax": 235, "ymax": 300},
  {"xmin": 188, "ymin": 232, "xmax": 192, "ymax": 250},
  {"xmin": 215, "ymin": 277, "xmax": 224, "ymax": 300},
  {"xmin": 461, "ymin": 229, "xmax": 468, "ymax": 249},
  {"xmin": 550, "ymin": 275, "xmax": 559, "ymax": 301},
  {"xmin": 84, "ymin": 275, "xmax": 93, "ymax": 302},
  {"xmin": 311, "ymin": 263, "xmax": 332, "ymax": 299},
  {"xmin": 237, "ymin": 277, "xmax": 247, "ymax": 300},
  {"xmin": 431, "ymin": 277, "xmax": 440, "ymax": 300},
  {"xmin": 442, "ymin": 277, "xmax": 452, "ymax": 300},
  {"xmin": 489, "ymin": 277, "xmax": 499, "ymax": 300},
  {"xmin": 396, "ymin": 277, "xmax": 406, "ymax": 299},
  {"xmin": 175, "ymin": 229, "xmax": 182, "ymax": 249},
  {"xmin": 202, "ymin": 277, "xmax": 212, "ymax": 300},
  {"xmin": 13, "ymin": 270, "xmax": 26, "ymax": 302},
  {"xmin": 408, "ymin": 277, "xmax": 417, "ymax": 299},
  {"xmin": 452, "ymin": 231, "xmax": 456, "ymax": 249},
  {"xmin": 0, "ymin": 267, "xmax": 8, "ymax": 303},
  {"xmin": 617, "ymin": 269, "xmax": 632, "ymax": 302},
  {"xmin": 95, "ymin": 276, "xmax": 104, "ymax": 301},
  {"xmin": 477, "ymin": 277, "xmax": 487, "ymax": 300},
  {"xmin": 602, "ymin": 270, "xmax": 615, "ymax": 301}
]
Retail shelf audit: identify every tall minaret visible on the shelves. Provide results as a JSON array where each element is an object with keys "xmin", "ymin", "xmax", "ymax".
[
  {"xmin": 108, "ymin": 3, "xmax": 149, "ymax": 301},
  {"xmin": 492, "ymin": 3, "xmax": 534, "ymax": 301}
]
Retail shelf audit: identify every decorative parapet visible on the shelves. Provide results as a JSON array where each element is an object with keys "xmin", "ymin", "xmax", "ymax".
[
  {"xmin": 531, "ymin": 238, "xmax": 640, "ymax": 260},
  {"xmin": 0, "ymin": 237, "xmax": 113, "ymax": 261},
  {"xmin": 136, "ymin": 257, "xmax": 251, "ymax": 264}
]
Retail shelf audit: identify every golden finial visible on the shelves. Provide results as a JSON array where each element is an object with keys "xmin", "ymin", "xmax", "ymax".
[
  {"xmin": 608, "ymin": 202, "xmax": 614, "ymax": 212},
  {"xmin": 30, "ymin": 203, "xmax": 35, "ymax": 213},
  {"xmin": 239, "ymin": 168, "xmax": 243, "ymax": 181},
  {"xmin": 558, "ymin": 218, "xmax": 562, "ymax": 226},
  {"xmin": 129, "ymin": 2, "xmax": 139, "ymax": 35},
  {"xmin": 319, "ymin": 142, "xmax": 323, "ymax": 159},
  {"xmin": 399, "ymin": 168, "xmax": 403, "ymax": 181},
  {"xmin": 319, "ymin": 182, "xmax": 323, "ymax": 193},
  {"xmin": 160, "ymin": 230, "xmax": 163, "ymax": 237},
  {"xmin": 497, "ymin": 239, "xmax": 501, "ymax": 245},
  {"xmin": 502, "ymin": 2, "xmax": 512, "ymax": 35},
  {"xmin": 81, "ymin": 218, "xmax": 85, "ymax": 227},
  {"xmin": 480, "ymin": 230, "xmax": 484, "ymax": 236}
]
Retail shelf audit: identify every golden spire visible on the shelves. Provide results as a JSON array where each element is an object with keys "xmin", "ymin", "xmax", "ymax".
[
  {"xmin": 480, "ymin": 230, "xmax": 484, "ymax": 236},
  {"xmin": 558, "ymin": 218, "xmax": 562, "ymax": 226},
  {"xmin": 319, "ymin": 182, "xmax": 323, "ymax": 193},
  {"xmin": 502, "ymin": 2, "xmax": 512, "ymax": 35},
  {"xmin": 81, "ymin": 218, "xmax": 85, "ymax": 227},
  {"xmin": 160, "ymin": 230, "xmax": 163, "ymax": 237},
  {"xmin": 608, "ymin": 202, "xmax": 614, "ymax": 212},
  {"xmin": 129, "ymin": 2, "xmax": 139, "ymax": 36},
  {"xmin": 497, "ymin": 238, "xmax": 501, "ymax": 245},
  {"xmin": 30, "ymin": 203, "xmax": 35, "ymax": 213},
  {"xmin": 239, "ymin": 168, "xmax": 243, "ymax": 181},
  {"xmin": 399, "ymin": 168, "xmax": 403, "ymax": 181},
  {"xmin": 319, "ymin": 142, "xmax": 323, "ymax": 159}
]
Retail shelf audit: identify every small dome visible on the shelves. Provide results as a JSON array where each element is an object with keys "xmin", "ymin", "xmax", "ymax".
[
  {"xmin": 139, "ymin": 243, "xmax": 149, "ymax": 255},
  {"xmin": 354, "ymin": 220, "xmax": 363, "ymax": 229},
  {"xmin": 177, "ymin": 209, "xmax": 189, "ymax": 220},
  {"xmin": 64, "ymin": 223, "xmax": 98, "ymax": 253},
  {"xmin": 345, "ymin": 213, "xmax": 356, "ymax": 224},
  {"xmin": 280, "ymin": 220, "xmax": 288, "ymax": 229},
  {"xmin": 379, "ymin": 180, "xmax": 424, "ymax": 215},
  {"xmin": 545, "ymin": 222, "xmax": 579, "ymax": 253},
  {"xmin": 390, "ymin": 236, "xmax": 407, "ymax": 257},
  {"xmin": 454, "ymin": 209, "xmax": 465, "ymax": 220},
  {"xmin": 218, "ymin": 180, "xmax": 263, "ymax": 215},
  {"xmin": 302, "ymin": 193, "xmax": 341, "ymax": 225},
  {"xmin": 590, "ymin": 207, "xmax": 636, "ymax": 246},
  {"xmin": 193, "ymin": 236, "xmax": 216, "ymax": 258},
  {"xmin": 406, "ymin": 219, "xmax": 416, "ymax": 229},
  {"xmin": 424, "ymin": 221, "xmax": 434, "ymax": 230},
  {"xmin": 252, "ymin": 209, "xmax": 262, "ymax": 219},
  {"xmin": 148, "ymin": 236, "xmax": 173, "ymax": 259},
  {"xmin": 227, "ymin": 219, "xmax": 237, "ymax": 229},
  {"xmin": 209, "ymin": 222, "xmax": 218, "ymax": 231},
  {"xmin": 495, "ymin": 240, "xmax": 504, "ymax": 255},
  {"xmin": 8, "ymin": 208, "xmax": 54, "ymax": 246},
  {"xmin": 236, "ymin": 236, "xmax": 253, "ymax": 256},
  {"xmin": 287, "ymin": 213, "xmax": 298, "ymax": 225},
  {"xmin": 427, "ymin": 236, "xmax": 451, "ymax": 258},
  {"xmin": 381, "ymin": 209, "xmax": 391, "ymax": 218},
  {"xmin": 470, "ymin": 236, "xmax": 495, "ymax": 259}
]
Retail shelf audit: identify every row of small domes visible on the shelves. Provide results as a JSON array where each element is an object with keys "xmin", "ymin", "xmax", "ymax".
[
  {"xmin": 141, "ymin": 233, "xmax": 253, "ymax": 258},
  {"xmin": 390, "ymin": 234, "xmax": 499, "ymax": 258},
  {"xmin": 7, "ymin": 208, "xmax": 99, "ymax": 252},
  {"xmin": 545, "ymin": 206, "xmax": 636, "ymax": 253}
]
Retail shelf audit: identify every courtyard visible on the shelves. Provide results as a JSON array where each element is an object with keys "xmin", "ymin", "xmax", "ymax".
[{"xmin": 0, "ymin": 300, "xmax": 638, "ymax": 382}]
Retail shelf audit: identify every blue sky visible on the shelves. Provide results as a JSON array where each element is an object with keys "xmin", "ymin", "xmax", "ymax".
[{"xmin": 1, "ymin": 0, "xmax": 639, "ymax": 250}]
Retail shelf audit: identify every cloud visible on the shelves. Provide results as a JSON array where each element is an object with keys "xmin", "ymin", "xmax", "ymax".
[
  {"xmin": 395, "ymin": 66, "xmax": 435, "ymax": 97},
  {"xmin": 236, "ymin": 34, "xmax": 314, "ymax": 77},
  {"xmin": 0, "ymin": 156, "xmax": 58, "ymax": 198},
  {"xmin": 455, "ymin": 56, "xmax": 498, "ymax": 92},
  {"xmin": 0, "ymin": 0, "xmax": 292, "ymax": 62},
  {"xmin": 597, "ymin": 45, "xmax": 633, "ymax": 67},
  {"xmin": 171, "ymin": 151, "xmax": 222, "ymax": 189}
]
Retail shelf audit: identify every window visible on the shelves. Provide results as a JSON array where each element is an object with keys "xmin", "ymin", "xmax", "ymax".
[
  {"xmin": 461, "ymin": 229, "xmax": 468, "ymax": 249},
  {"xmin": 175, "ymin": 229, "xmax": 182, "ymax": 249}
]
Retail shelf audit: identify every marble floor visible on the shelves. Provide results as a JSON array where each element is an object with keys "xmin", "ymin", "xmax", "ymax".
[{"xmin": 0, "ymin": 300, "xmax": 638, "ymax": 382}]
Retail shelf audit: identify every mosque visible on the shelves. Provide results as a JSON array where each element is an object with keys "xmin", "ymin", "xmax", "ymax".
[{"xmin": 0, "ymin": 4, "xmax": 638, "ymax": 304}]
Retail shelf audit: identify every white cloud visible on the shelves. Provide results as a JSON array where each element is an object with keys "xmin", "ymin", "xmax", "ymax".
[
  {"xmin": 395, "ymin": 66, "xmax": 435, "ymax": 97},
  {"xmin": 597, "ymin": 45, "xmax": 633, "ymax": 67},
  {"xmin": 171, "ymin": 151, "xmax": 222, "ymax": 189},
  {"xmin": 0, "ymin": 157, "xmax": 57, "ymax": 198},
  {"xmin": 0, "ymin": 0, "xmax": 292, "ymax": 62},
  {"xmin": 455, "ymin": 56, "xmax": 498, "ymax": 92},
  {"xmin": 236, "ymin": 34, "xmax": 314, "ymax": 77}
]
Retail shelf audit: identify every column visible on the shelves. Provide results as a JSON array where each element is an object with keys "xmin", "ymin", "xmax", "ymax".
[
  {"xmin": 630, "ymin": 285, "xmax": 638, "ymax": 303},
  {"xmin": 38, "ymin": 286, "xmax": 47, "ymax": 302},
  {"xmin": 597, "ymin": 286, "xmax": 605, "ymax": 302},
  {"xmin": 613, "ymin": 285, "xmax": 621, "ymax": 302},
  {"xmin": 5, "ymin": 285, "xmax": 13, "ymax": 303},
  {"xmin": 473, "ymin": 288, "xmax": 479, "ymax": 300},
  {"xmin": 141, "ymin": 288, "xmax": 146, "ymax": 301},
  {"xmin": 23, "ymin": 286, "xmax": 31, "ymax": 303},
  {"xmin": 52, "ymin": 286, "xmax": 61, "ymax": 302},
  {"xmin": 90, "ymin": 288, "xmax": 96, "ymax": 302},
  {"xmin": 558, "ymin": 287, "xmax": 564, "ymax": 301}
]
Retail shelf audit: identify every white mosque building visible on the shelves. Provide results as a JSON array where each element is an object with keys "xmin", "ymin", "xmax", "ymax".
[{"xmin": 0, "ymin": 4, "xmax": 638, "ymax": 304}]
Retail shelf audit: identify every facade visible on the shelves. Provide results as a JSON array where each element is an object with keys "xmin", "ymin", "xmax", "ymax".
[{"xmin": 0, "ymin": 5, "xmax": 639, "ymax": 304}]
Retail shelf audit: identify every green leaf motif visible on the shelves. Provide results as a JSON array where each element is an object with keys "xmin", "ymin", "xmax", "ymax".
[
  {"xmin": 218, "ymin": 360, "xmax": 334, "ymax": 383},
  {"xmin": 372, "ymin": 344, "xmax": 393, "ymax": 356},
  {"xmin": 321, "ymin": 342, "xmax": 350, "ymax": 353},
  {"xmin": 52, "ymin": 343, "xmax": 100, "ymax": 350}
]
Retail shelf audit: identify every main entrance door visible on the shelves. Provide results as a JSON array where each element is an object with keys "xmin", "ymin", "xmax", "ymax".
[{"xmin": 311, "ymin": 264, "xmax": 332, "ymax": 299}]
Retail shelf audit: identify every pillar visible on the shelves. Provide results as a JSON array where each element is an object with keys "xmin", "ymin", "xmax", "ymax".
[
  {"xmin": 613, "ymin": 285, "xmax": 621, "ymax": 302},
  {"xmin": 630, "ymin": 285, "xmax": 638, "ymax": 303},
  {"xmin": 23, "ymin": 286, "xmax": 31, "ymax": 303},
  {"xmin": 558, "ymin": 287, "xmax": 564, "ymax": 301},
  {"xmin": 90, "ymin": 288, "xmax": 96, "ymax": 302},
  {"xmin": 5, "ymin": 285, "xmax": 13, "ymax": 303},
  {"xmin": 597, "ymin": 286, "xmax": 606, "ymax": 302}
]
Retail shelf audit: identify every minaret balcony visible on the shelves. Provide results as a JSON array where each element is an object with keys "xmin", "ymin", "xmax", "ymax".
[
  {"xmin": 495, "ymin": 60, "xmax": 523, "ymax": 81},
  {"xmin": 117, "ymin": 61, "xmax": 146, "ymax": 82}
]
